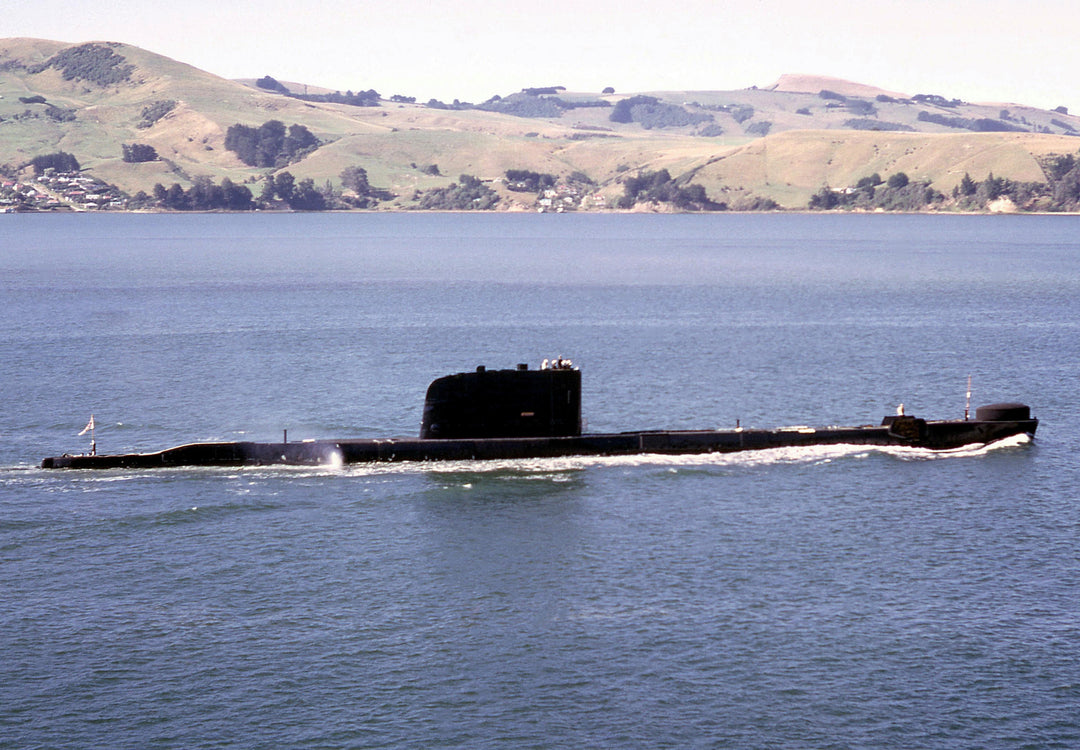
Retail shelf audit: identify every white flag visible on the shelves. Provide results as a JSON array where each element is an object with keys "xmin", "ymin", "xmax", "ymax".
[{"xmin": 78, "ymin": 415, "xmax": 95, "ymax": 436}]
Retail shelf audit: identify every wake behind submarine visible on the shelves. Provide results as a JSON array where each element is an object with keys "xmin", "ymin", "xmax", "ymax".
[{"xmin": 41, "ymin": 361, "xmax": 1038, "ymax": 469}]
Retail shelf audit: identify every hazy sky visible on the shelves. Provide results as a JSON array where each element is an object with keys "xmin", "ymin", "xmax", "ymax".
[{"xmin": 5, "ymin": 0, "xmax": 1077, "ymax": 109}]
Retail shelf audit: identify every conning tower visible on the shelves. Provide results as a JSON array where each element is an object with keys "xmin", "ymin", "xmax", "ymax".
[{"xmin": 420, "ymin": 361, "xmax": 581, "ymax": 439}]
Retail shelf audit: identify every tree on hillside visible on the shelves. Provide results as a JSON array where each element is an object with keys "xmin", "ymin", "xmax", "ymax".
[
  {"xmin": 121, "ymin": 143, "xmax": 159, "ymax": 163},
  {"xmin": 149, "ymin": 178, "xmax": 254, "ymax": 210},
  {"xmin": 957, "ymin": 172, "xmax": 977, "ymax": 196},
  {"xmin": 887, "ymin": 172, "xmax": 909, "ymax": 189},
  {"xmin": 415, "ymin": 174, "xmax": 499, "ymax": 210},
  {"xmin": 256, "ymin": 75, "xmax": 289, "ymax": 93},
  {"xmin": 617, "ymin": 169, "xmax": 717, "ymax": 210},
  {"xmin": 505, "ymin": 169, "xmax": 557, "ymax": 193},
  {"xmin": 29, "ymin": 152, "xmax": 80, "ymax": 174},
  {"xmin": 288, "ymin": 178, "xmax": 327, "ymax": 210},
  {"xmin": 225, "ymin": 121, "xmax": 321, "ymax": 168},
  {"xmin": 340, "ymin": 166, "xmax": 371, "ymax": 195},
  {"xmin": 273, "ymin": 172, "xmax": 295, "ymax": 202}
]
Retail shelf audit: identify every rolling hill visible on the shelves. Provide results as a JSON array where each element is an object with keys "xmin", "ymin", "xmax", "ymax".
[{"xmin": 3, "ymin": 37, "xmax": 1080, "ymax": 210}]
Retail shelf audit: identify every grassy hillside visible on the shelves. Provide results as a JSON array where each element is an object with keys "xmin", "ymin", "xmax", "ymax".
[{"xmin": 3, "ymin": 38, "xmax": 1080, "ymax": 210}]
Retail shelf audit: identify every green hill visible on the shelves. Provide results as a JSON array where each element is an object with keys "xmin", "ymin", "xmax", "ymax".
[{"xmin": 3, "ymin": 38, "xmax": 1080, "ymax": 210}]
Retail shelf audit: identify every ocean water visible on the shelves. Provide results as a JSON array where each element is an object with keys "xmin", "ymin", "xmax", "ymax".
[{"xmin": 2, "ymin": 212, "xmax": 1079, "ymax": 749}]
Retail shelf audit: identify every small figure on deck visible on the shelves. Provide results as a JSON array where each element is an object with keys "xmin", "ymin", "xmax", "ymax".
[
  {"xmin": 897, "ymin": 403, "xmax": 905, "ymax": 416},
  {"xmin": 79, "ymin": 414, "xmax": 96, "ymax": 455}
]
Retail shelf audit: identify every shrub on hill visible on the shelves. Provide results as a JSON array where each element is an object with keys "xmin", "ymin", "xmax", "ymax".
[
  {"xmin": 224, "ymin": 121, "xmax": 320, "ymax": 168},
  {"xmin": 415, "ymin": 175, "xmax": 498, "ymax": 210},
  {"xmin": 845, "ymin": 99, "xmax": 877, "ymax": 116},
  {"xmin": 729, "ymin": 105, "xmax": 755, "ymax": 124},
  {"xmin": 18, "ymin": 95, "xmax": 46, "ymax": 104},
  {"xmin": 28, "ymin": 43, "xmax": 134, "ymax": 86},
  {"xmin": 138, "ymin": 100, "xmax": 176, "ymax": 129},
  {"xmin": 46, "ymin": 106, "xmax": 77, "ymax": 122}
]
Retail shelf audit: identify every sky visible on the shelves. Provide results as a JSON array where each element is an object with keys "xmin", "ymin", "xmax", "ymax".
[{"xmin": 4, "ymin": 0, "xmax": 1077, "ymax": 110}]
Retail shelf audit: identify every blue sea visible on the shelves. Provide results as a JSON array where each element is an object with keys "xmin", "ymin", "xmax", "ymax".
[{"xmin": 2, "ymin": 212, "xmax": 1079, "ymax": 749}]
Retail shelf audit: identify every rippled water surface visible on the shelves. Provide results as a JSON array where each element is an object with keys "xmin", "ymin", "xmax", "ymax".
[{"xmin": 3, "ymin": 213, "xmax": 1079, "ymax": 748}]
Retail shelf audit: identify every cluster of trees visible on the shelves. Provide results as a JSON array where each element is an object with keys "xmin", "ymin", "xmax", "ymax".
[
  {"xmin": 617, "ymin": 169, "xmax": 717, "ymax": 210},
  {"xmin": 951, "ymin": 156, "xmax": 1080, "ymax": 211},
  {"xmin": 339, "ymin": 166, "xmax": 393, "ymax": 207},
  {"xmin": 424, "ymin": 92, "xmax": 610, "ymax": 119},
  {"xmin": 290, "ymin": 89, "xmax": 380, "ymax": 107},
  {"xmin": 28, "ymin": 151, "xmax": 80, "ymax": 175},
  {"xmin": 15, "ymin": 95, "xmax": 76, "ymax": 121},
  {"xmin": 807, "ymin": 157, "xmax": 1080, "ymax": 212},
  {"xmin": 816, "ymin": 91, "xmax": 878, "ymax": 117},
  {"xmin": 254, "ymin": 75, "xmax": 380, "ymax": 106},
  {"xmin": 918, "ymin": 111, "xmax": 1028, "ymax": 133},
  {"xmin": 27, "ymin": 43, "xmax": 133, "ymax": 86},
  {"xmin": 693, "ymin": 102, "xmax": 755, "ymax": 123},
  {"xmin": 479, "ymin": 94, "xmax": 565, "ymax": 118},
  {"xmin": 121, "ymin": 143, "xmax": 158, "ymax": 163},
  {"xmin": 224, "ymin": 121, "xmax": 320, "ymax": 168},
  {"xmin": 843, "ymin": 119, "xmax": 914, "ymax": 132},
  {"xmin": 258, "ymin": 172, "xmax": 326, "ymax": 210},
  {"xmin": 255, "ymin": 75, "xmax": 289, "ymax": 93},
  {"xmin": 521, "ymin": 87, "xmax": 565, "ymax": 96},
  {"xmin": 145, "ymin": 177, "xmax": 255, "ymax": 211},
  {"xmin": 504, "ymin": 169, "xmax": 557, "ymax": 193},
  {"xmin": 140, "ymin": 167, "xmax": 396, "ymax": 212},
  {"xmin": 609, "ymin": 96, "xmax": 714, "ymax": 130},
  {"xmin": 809, "ymin": 172, "xmax": 943, "ymax": 211},
  {"xmin": 47, "ymin": 106, "xmax": 77, "ymax": 122},
  {"xmin": 912, "ymin": 94, "xmax": 963, "ymax": 108},
  {"xmin": 138, "ymin": 100, "xmax": 176, "ymax": 129},
  {"xmin": 414, "ymin": 175, "xmax": 498, "ymax": 210}
]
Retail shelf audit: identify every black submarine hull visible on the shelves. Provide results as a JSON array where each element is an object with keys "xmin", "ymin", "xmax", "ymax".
[
  {"xmin": 40, "ymin": 416, "xmax": 1037, "ymax": 469},
  {"xmin": 41, "ymin": 364, "xmax": 1038, "ymax": 469}
]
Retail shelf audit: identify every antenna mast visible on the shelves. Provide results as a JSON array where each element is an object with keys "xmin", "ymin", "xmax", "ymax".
[{"xmin": 964, "ymin": 375, "xmax": 972, "ymax": 421}]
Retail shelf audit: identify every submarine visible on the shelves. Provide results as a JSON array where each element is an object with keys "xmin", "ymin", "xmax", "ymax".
[{"xmin": 41, "ymin": 361, "xmax": 1038, "ymax": 469}]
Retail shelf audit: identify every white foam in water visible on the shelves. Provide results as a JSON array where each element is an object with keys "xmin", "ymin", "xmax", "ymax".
[
  {"xmin": 321, "ymin": 432, "xmax": 1035, "ymax": 477},
  {"xmin": 14, "ymin": 433, "xmax": 1031, "ymax": 481}
]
